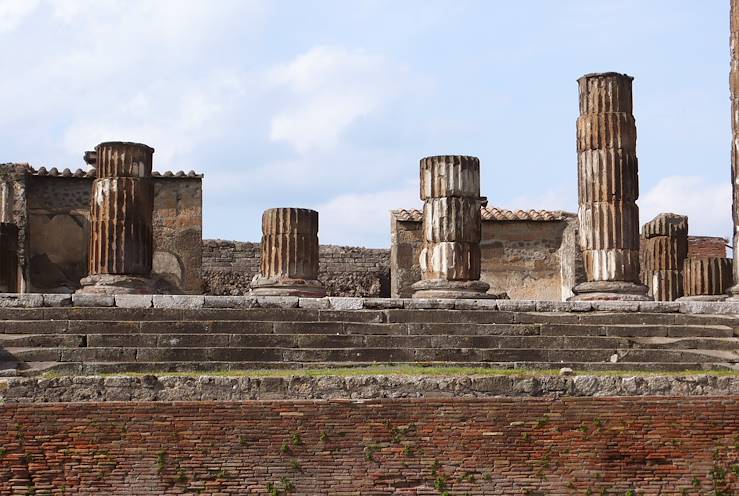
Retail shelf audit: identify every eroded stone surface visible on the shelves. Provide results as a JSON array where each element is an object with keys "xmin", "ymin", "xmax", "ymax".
[
  {"xmin": 573, "ymin": 73, "xmax": 649, "ymax": 301},
  {"xmin": 251, "ymin": 208, "xmax": 325, "ymax": 297},
  {"xmin": 80, "ymin": 142, "xmax": 155, "ymax": 294},
  {"xmin": 682, "ymin": 257, "xmax": 733, "ymax": 299},
  {"xmin": 642, "ymin": 213, "xmax": 688, "ymax": 301},
  {"xmin": 412, "ymin": 155, "xmax": 492, "ymax": 299},
  {"xmin": 4, "ymin": 374, "xmax": 739, "ymax": 403}
]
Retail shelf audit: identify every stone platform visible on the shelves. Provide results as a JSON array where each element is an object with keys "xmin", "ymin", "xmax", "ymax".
[{"xmin": 0, "ymin": 294, "xmax": 738, "ymax": 375}]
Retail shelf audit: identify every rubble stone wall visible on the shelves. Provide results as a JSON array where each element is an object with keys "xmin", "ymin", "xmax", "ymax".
[
  {"xmin": 202, "ymin": 240, "xmax": 390, "ymax": 297},
  {"xmin": 1, "ymin": 397, "xmax": 738, "ymax": 494}
]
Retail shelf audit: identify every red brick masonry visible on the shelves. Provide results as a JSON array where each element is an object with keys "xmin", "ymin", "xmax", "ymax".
[{"xmin": 1, "ymin": 397, "xmax": 738, "ymax": 495}]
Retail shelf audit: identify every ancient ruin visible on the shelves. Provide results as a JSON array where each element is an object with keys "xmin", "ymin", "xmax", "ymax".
[
  {"xmin": 641, "ymin": 213, "xmax": 688, "ymax": 301},
  {"xmin": 681, "ymin": 257, "xmax": 733, "ymax": 301},
  {"xmin": 78, "ymin": 142, "xmax": 155, "ymax": 294},
  {"xmin": 250, "ymin": 208, "xmax": 326, "ymax": 297},
  {"xmin": 0, "ymin": 3, "xmax": 737, "ymax": 493},
  {"xmin": 572, "ymin": 72, "xmax": 650, "ymax": 301},
  {"xmin": 410, "ymin": 155, "xmax": 500, "ymax": 299},
  {"xmin": 731, "ymin": 0, "xmax": 739, "ymax": 300}
]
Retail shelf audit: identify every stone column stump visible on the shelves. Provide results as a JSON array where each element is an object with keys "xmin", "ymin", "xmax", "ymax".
[
  {"xmin": 641, "ymin": 213, "xmax": 688, "ymax": 301},
  {"xmin": 571, "ymin": 73, "xmax": 650, "ymax": 301},
  {"xmin": 250, "ymin": 208, "xmax": 326, "ymax": 297},
  {"xmin": 411, "ymin": 155, "xmax": 498, "ymax": 299},
  {"xmin": 679, "ymin": 257, "xmax": 733, "ymax": 301},
  {"xmin": 78, "ymin": 142, "xmax": 155, "ymax": 294}
]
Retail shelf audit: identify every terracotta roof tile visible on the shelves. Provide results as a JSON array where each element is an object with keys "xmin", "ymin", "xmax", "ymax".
[{"xmin": 392, "ymin": 207, "xmax": 574, "ymax": 222}]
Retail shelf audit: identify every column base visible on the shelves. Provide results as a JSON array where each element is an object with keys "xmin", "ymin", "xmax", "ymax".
[
  {"xmin": 676, "ymin": 295, "xmax": 728, "ymax": 302},
  {"xmin": 726, "ymin": 285, "xmax": 739, "ymax": 301},
  {"xmin": 250, "ymin": 276, "xmax": 326, "ymax": 298},
  {"xmin": 411, "ymin": 280, "xmax": 503, "ymax": 299},
  {"xmin": 77, "ymin": 274, "xmax": 156, "ymax": 295},
  {"xmin": 569, "ymin": 281, "xmax": 651, "ymax": 301}
]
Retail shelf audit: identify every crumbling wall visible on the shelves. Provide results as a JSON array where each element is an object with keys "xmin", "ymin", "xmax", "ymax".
[
  {"xmin": 152, "ymin": 178, "xmax": 202, "ymax": 294},
  {"xmin": 390, "ymin": 210, "xmax": 582, "ymax": 300},
  {"xmin": 202, "ymin": 240, "xmax": 390, "ymax": 297},
  {"xmin": 24, "ymin": 173, "xmax": 202, "ymax": 293},
  {"xmin": 27, "ymin": 176, "xmax": 89, "ymax": 292},
  {"xmin": 688, "ymin": 236, "xmax": 728, "ymax": 258}
]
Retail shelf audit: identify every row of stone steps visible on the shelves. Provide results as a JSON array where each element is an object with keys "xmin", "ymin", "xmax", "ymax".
[
  {"xmin": 5, "ymin": 346, "xmax": 738, "ymax": 362},
  {"xmin": 0, "ymin": 307, "xmax": 737, "ymax": 375},
  {"xmin": 1, "ymin": 333, "xmax": 737, "ymax": 350}
]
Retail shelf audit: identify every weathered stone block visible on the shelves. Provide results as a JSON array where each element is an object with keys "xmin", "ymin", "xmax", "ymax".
[
  {"xmin": 203, "ymin": 296, "xmax": 258, "ymax": 309},
  {"xmin": 115, "ymin": 294, "xmax": 153, "ymax": 309},
  {"xmin": 327, "ymin": 297, "xmax": 364, "ymax": 310},
  {"xmin": 72, "ymin": 293, "xmax": 115, "ymax": 307},
  {"xmin": 42, "ymin": 294, "xmax": 72, "ymax": 307},
  {"xmin": 153, "ymin": 295, "xmax": 205, "ymax": 309}
]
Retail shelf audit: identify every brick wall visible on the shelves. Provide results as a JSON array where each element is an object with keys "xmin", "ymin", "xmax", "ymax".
[
  {"xmin": 688, "ymin": 236, "xmax": 728, "ymax": 258},
  {"xmin": 1, "ymin": 397, "xmax": 738, "ymax": 494},
  {"xmin": 202, "ymin": 240, "xmax": 390, "ymax": 297}
]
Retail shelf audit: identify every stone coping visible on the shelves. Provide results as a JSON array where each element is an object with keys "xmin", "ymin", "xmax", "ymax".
[
  {"xmin": 1, "ymin": 374, "xmax": 738, "ymax": 403},
  {"xmin": 0, "ymin": 293, "xmax": 738, "ymax": 315}
]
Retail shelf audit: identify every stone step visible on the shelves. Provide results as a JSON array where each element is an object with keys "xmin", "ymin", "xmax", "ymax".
[
  {"xmin": 23, "ymin": 360, "xmax": 737, "ymax": 376},
  {"xmin": 4, "ymin": 347, "xmax": 737, "ymax": 364},
  {"xmin": 0, "ymin": 307, "xmax": 737, "ymax": 327},
  {"xmin": 0, "ymin": 321, "xmax": 734, "ymax": 338},
  {"xmin": 9, "ymin": 333, "xmax": 730, "ymax": 351}
]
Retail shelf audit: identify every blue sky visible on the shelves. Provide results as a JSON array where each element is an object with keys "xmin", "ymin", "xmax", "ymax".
[{"xmin": 0, "ymin": 0, "xmax": 731, "ymax": 247}]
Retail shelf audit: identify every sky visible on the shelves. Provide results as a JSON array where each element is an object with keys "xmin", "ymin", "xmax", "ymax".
[{"xmin": 0, "ymin": 0, "xmax": 732, "ymax": 248}]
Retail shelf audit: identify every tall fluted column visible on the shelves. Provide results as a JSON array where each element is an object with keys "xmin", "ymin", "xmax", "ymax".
[
  {"xmin": 250, "ymin": 208, "xmax": 325, "ymax": 297},
  {"xmin": 641, "ymin": 213, "xmax": 688, "ymax": 301},
  {"xmin": 571, "ymin": 73, "xmax": 650, "ymax": 301},
  {"xmin": 728, "ymin": 0, "xmax": 739, "ymax": 299},
  {"xmin": 411, "ymin": 155, "xmax": 496, "ymax": 299},
  {"xmin": 79, "ymin": 141, "xmax": 155, "ymax": 294},
  {"xmin": 681, "ymin": 257, "xmax": 733, "ymax": 301}
]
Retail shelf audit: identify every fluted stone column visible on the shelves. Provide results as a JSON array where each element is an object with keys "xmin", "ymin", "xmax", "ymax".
[
  {"xmin": 411, "ymin": 155, "xmax": 496, "ymax": 299},
  {"xmin": 641, "ymin": 213, "xmax": 688, "ymax": 301},
  {"xmin": 571, "ymin": 73, "xmax": 650, "ymax": 301},
  {"xmin": 250, "ymin": 208, "xmax": 325, "ymax": 297},
  {"xmin": 680, "ymin": 257, "xmax": 733, "ymax": 301},
  {"xmin": 79, "ymin": 142, "xmax": 155, "ymax": 294},
  {"xmin": 729, "ymin": 0, "xmax": 739, "ymax": 299}
]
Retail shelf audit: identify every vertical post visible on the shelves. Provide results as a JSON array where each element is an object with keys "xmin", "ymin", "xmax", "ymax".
[
  {"xmin": 571, "ymin": 73, "xmax": 650, "ymax": 301},
  {"xmin": 729, "ymin": 0, "xmax": 739, "ymax": 299},
  {"xmin": 411, "ymin": 155, "xmax": 494, "ymax": 299},
  {"xmin": 78, "ymin": 141, "xmax": 155, "ymax": 294},
  {"xmin": 681, "ymin": 257, "xmax": 733, "ymax": 301},
  {"xmin": 250, "ymin": 208, "xmax": 325, "ymax": 297},
  {"xmin": 641, "ymin": 213, "xmax": 688, "ymax": 301}
]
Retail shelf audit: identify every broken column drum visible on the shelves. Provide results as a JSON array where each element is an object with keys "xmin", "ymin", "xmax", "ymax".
[
  {"xmin": 571, "ymin": 73, "xmax": 650, "ymax": 301},
  {"xmin": 729, "ymin": 0, "xmax": 739, "ymax": 299},
  {"xmin": 250, "ymin": 208, "xmax": 326, "ymax": 297},
  {"xmin": 641, "ymin": 213, "xmax": 688, "ymax": 301},
  {"xmin": 79, "ymin": 142, "xmax": 155, "ymax": 294},
  {"xmin": 681, "ymin": 257, "xmax": 733, "ymax": 301},
  {"xmin": 411, "ymin": 155, "xmax": 492, "ymax": 299}
]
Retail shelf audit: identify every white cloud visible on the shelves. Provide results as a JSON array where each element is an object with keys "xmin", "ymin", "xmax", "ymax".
[
  {"xmin": 312, "ymin": 183, "xmax": 419, "ymax": 248},
  {"xmin": 0, "ymin": 0, "xmax": 39, "ymax": 33},
  {"xmin": 61, "ymin": 72, "xmax": 246, "ymax": 166},
  {"xmin": 268, "ymin": 46, "xmax": 405, "ymax": 152},
  {"xmin": 639, "ymin": 176, "xmax": 732, "ymax": 239}
]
